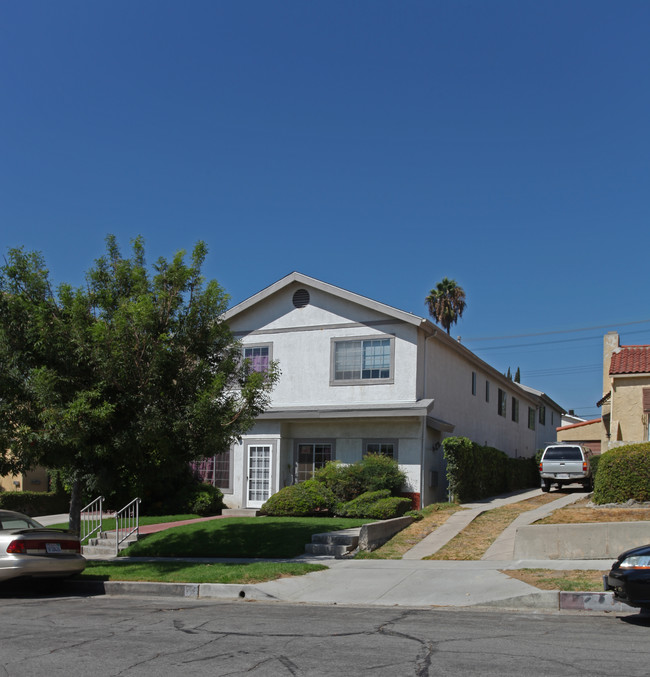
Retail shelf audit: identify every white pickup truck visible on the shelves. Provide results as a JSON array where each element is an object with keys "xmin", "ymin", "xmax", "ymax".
[{"xmin": 538, "ymin": 444, "xmax": 594, "ymax": 492}]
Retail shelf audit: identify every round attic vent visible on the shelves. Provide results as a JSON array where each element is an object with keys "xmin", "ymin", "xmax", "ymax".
[{"xmin": 292, "ymin": 289, "xmax": 310, "ymax": 308}]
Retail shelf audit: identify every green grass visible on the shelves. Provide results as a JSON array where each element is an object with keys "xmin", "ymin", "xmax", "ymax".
[
  {"xmin": 49, "ymin": 514, "xmax": 202, "ymax": 531},
  {"xmin": 121, "ymin": 516, "xmax": 371, "ymax": 558},
  {"xmin": 79, "ymin": 560, "xmax": 327, "ymax": 584}
]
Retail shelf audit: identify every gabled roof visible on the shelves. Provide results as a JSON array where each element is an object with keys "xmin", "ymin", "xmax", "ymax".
[
  {"xmin": 224, "ymin": 271, "xmax": 431, "ymax": 329},
  {"xmin": 610, "ymin": 345, "xmax": 650, "ymax": 375},
  {"xmin": 225, "ymin": 271, "xmax": 565, "ymax": 412}
]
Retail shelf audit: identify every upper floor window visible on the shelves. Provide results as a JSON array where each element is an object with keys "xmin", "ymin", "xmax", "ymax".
[
  {"xmin": 332, "ymin": 337, "xmax": 393, "ymax": 384},
  {"xmin": 528, "ymin": 407, "xmax": 536, "ymax": 430},
  {"xmin": 538, "ymin": 405, "xmax": 546, "ymax": 426},
  {"xmin": 485, "ymin": 380, "xmax": 490, "ymax": 402},
  {"xmin": 243, "ymin": 344, "xmax": 271, "ymax": 373},
  {"xmin": 511, "ymin": 397, "xmax": 519, "ymax": 423},
  {"xmin": 471, "ymin": 372, "xmax": 477, "ymax": 396},
  {"xmin": 498, "ymin": 389, "xmax": 507, "ymax": 417}
]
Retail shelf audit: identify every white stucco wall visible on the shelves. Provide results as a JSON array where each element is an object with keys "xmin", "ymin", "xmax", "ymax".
[
  {"xmin": 229, "ymin": 284, "xmax": 420, "ymax": 407},
  {"xmin": 424, "ymin": 337, "xmax": 539, "ymax": 458}
]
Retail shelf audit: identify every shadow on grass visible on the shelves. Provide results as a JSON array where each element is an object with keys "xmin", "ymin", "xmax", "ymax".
[{"xmin": 121, "ymin": 517, "xmax": 369, "ymax": 559}]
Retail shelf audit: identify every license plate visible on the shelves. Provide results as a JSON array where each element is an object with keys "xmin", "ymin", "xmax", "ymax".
[
  {"xmin": 45, "ymin": 543, "xmax": 62, "ymax": 554},
  {"xmin": 557, "ymin": 474, "xmax": 569, "ymax": 479}
]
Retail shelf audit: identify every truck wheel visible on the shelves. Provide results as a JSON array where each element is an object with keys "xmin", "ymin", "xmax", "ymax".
[{"xmin": 541, "ymin": 479, "xmax": 551, "ymax": 493}]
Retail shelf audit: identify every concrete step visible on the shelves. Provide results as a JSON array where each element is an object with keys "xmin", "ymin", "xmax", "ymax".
[
  {"xmin": 221, "ymin": 508, "xmax": 260, "ymax": 517},
  {"xmin": 305, "ymin": 543, "xmax": 354, "ymax": 556},
  {"xmin": 82, "ymin": 531, "xmax": 139, "ymax": 557},
  {"xmin": 305, "ymin": 528, "xmax": 360, "ymax": 557}
]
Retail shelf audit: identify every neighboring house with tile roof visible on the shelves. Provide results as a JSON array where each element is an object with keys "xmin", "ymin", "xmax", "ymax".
[
  {"xmin": 556, "ymin": 418, "xmax": 602, "ymax": 453},
  {"xmin": 198, "ymin": 273, "xmax": 565, "ymax": 509},
  {"xmin": 599, "ymin": 331, "xmax": 650, "ymax": 450}
]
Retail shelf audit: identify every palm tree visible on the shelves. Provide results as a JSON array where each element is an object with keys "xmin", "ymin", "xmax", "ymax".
[{"xmin": 425, "ymin": 277, "xmax": 467, "ymax": 334}]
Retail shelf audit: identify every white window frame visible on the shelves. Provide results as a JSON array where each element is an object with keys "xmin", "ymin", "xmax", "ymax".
[
  {"xmin": 330, "ymin": 335, "xmax": 394, "ymax": 385},
  {"xmin": 242, "ymin": 342, "xmax": 273, "ymax": 373}
]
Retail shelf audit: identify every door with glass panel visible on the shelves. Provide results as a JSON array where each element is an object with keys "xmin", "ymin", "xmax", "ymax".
[{"xmin": 246, "ymin": 445, "xmax": 272, "ymax": 509}]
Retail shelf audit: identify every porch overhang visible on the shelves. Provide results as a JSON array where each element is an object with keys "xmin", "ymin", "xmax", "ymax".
[{"xmin": 256, "ymin": 399, "xmax": 441, "ymax": 421}]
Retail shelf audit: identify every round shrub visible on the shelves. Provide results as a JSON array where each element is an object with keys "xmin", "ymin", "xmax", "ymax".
[
  {"xmin": 357, "ymin": 453, "xmax": 407, "ymax": 494},
  {"xmin": 260, "ymin": 479, "xmax": 336, "ymax": 516},
  {"xmin": 313, "ymin": 460, "xmax": 364, "ymax": 502},
  {"xmin": 186, "ymin": 483, "xmax": 225, "ymax": 516},
  {"xmin": 593, "ymin": 443, "xmax": 650, "ymax": 504}
]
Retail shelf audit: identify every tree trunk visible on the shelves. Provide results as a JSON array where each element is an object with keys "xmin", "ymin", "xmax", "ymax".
[{"xmin": 68, "ymin": 477, "xmax": 82, "ymax": 535}]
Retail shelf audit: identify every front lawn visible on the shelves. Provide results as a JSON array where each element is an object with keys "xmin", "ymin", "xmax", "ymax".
[
  {"xmin": 121, "ymin": 516, "xmax": 371, "ymax": 558},
  {"xmin": 80, "ymin": 560, "xmax": 327, "ymax": 584}
]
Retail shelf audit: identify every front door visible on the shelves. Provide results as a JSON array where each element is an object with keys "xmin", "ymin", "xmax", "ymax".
[{"xmin": 246, "ymin": 445, "xmax": 272, "ymax": 509}]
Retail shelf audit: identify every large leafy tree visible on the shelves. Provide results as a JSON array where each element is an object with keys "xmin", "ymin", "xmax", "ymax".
[
  {"xmin": 0, "ymin": 236, "xmax": 278, "ymax": 532},
  {"xmin": 425, "ymin": 277, "xmax": 467, "ymax": 335}
]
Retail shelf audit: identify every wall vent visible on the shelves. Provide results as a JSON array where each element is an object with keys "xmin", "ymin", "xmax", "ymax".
[{"xmin": 292, "ymin": 289, "xmax": 310, "ymax": 308}]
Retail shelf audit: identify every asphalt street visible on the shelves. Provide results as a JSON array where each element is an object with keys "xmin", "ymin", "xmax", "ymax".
[{"xmin": 1, "ymin": 593, "xmax": 649, "ymax": 676}]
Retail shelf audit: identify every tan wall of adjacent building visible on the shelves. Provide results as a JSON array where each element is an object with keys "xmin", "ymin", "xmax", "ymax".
[
  {"xmin": 609, "ymin": 376, "xmax": 650, "ymax": 445},
  {"xmin": 0, "ymin": 467, "xmax": 49, "ymax": 493},
  {"xmin": 556, "ymin": 419, "xmax": 602, "ymax": 453}
]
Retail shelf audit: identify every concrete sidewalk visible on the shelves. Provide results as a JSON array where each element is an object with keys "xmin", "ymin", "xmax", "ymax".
[{"xmin": 40, "ymin": 491, "xmax": 638, "ymax": 614}]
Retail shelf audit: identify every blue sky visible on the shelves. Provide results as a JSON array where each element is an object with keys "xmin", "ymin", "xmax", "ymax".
[{"xmin": 2, "ymin": 1, "xmax": 649, "ymax": 419}]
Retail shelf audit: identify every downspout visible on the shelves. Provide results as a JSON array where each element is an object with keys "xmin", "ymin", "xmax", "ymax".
[{"xmin": 420, "ymin": 329, "xmax": 437, "ymax": 507}]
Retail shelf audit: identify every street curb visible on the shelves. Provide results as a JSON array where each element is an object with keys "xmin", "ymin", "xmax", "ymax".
[
  {"xmin": 63, "ymin": 580, "xmax": 639, "ymax": 612},
  {"xmin": 64, "ymin": 579, "xmax": 277, "ymax": 601}
]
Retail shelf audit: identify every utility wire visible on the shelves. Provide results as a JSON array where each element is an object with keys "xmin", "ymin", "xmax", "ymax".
[{"xmin": 464, "ymin": 318, "xmax": 650, "ymax": 342}]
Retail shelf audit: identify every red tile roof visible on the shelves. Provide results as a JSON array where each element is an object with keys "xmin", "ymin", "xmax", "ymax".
[{"xmin": 610, "ymin": 346, "xmax": 650, "ymax": 374}]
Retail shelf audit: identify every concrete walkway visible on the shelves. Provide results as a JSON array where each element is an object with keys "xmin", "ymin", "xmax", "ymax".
[{"xmin": 402, "ymin": 487, "xmax": 562, "ymax": 560}]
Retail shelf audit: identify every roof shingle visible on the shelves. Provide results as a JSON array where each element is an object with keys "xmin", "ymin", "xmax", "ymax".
[{"xmin": 610, "ymin": 346, "xmax": 650, "ymax": 375}]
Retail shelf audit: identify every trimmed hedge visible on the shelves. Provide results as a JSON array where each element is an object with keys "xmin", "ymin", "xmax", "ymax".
[
  {"xmin": 593, "ymin": 443, "xmax": 650, "ymax": 504},
  {"xmin": 0, "ymin": 491, "xmax": 70, "ymax": 517},
  {"xmin": 314, "ymin": 454, "xmax": 407, "ymax": 503},
  {"xmin": 337, "ymin": 490, "xmax": 391, "ymax": 517},
  {"xmin": 337, "ymin": 490, "xmax": 411, "ymax": 519},
  {"xmin": 443, "ymin": 436, "xmax": 538, "ymax": 503},
  {"xmin": 260, "ymin": 479, "xmax": 336, "ymax": 517}
]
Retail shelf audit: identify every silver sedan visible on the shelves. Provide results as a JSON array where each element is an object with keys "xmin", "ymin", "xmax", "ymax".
[{"xmin": 0, "ymin": 510, "xmax": 85, "ymax": 582}]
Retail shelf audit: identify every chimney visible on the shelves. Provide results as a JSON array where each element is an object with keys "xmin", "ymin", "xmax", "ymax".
[{"xmin": 603, "ymin": 331, "xmax": 620, "ymax": 396}]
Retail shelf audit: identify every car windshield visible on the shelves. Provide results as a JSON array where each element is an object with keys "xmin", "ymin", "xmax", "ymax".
[
  {"xmin": 543, "ymin": 447, "xmax": 583, "ymax": 461},
  {"xmin": 0, "ymin": 516, "xmax": 43, "ymax": 530}
]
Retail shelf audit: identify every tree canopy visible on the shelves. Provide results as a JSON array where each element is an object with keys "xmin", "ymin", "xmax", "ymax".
[
  {"xmin": 0, "ymin": 236, "xmax": 278, "ymax": 530},
  {"xmin": 425, "ymin": 277, "xmax": 467, "ymax": 334}
]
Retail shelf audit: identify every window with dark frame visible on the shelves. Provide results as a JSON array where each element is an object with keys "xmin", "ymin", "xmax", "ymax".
[
  {"xmin": 365, "ymin": 440, "xmax": 397, "ymax": 459},
  {"xmin": 486, "ymin": 380, "xmax": 490, "ymax": 402},
  {"xmin": 472, "ymin": 371, "xmax": 477, "ymax": 396},
  {"xmin": 511, "ymin": 397, "xmax": 519, "ymax": 423},
  {"xmin": 528, "ymin": 407, "xmax": 536, "ymax": 430},
  {"xmin": 498, "ymin": 389, "xmax": 507, "ymax": 417},
  {"xmin": 538, "ymin": 405, "xmax": 546, "ymax": 425}
]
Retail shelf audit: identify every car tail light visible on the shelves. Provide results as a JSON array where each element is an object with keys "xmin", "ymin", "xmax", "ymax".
[
  {"xmin": 582, "ymin": 462, "xmax": 588, "ymax": 472},
  {"xmin": 538, "ymin": 462, "xmax": 542, "ymax": 472},
  {"xmin": 7, "ymin": 540, "xmax": 27, "ymax": 554},
  {"xmin": 6, "ymin": 539, "xmax": 80, "ymax": 554}
]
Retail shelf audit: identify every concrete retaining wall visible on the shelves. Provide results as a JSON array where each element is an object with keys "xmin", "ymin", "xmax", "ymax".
[
  {"xmin": 359, "ymin": 516, "xmax": 413, "ymax": 551},
  {"xmin": 514, "ymin": 521, "xmax": 650, "ymax": 559}
]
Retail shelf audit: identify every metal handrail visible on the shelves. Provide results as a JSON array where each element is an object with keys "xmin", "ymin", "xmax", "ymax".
[
  {"xmin": 80, "ymin": 496, "xmax": 104, "ymax": 544},
  {"xmin": 115, "ymin": 497, "xmax": 141, "ymax": 556}
]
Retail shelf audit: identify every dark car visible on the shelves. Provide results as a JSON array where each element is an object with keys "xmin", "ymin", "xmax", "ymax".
[{"xmin": 605, "ymin": 543, "xmax": 650, "ymax": 610}]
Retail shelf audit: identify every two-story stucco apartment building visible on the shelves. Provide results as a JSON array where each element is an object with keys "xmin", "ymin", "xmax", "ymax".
[{"xmin": 197, "ymin": 273, "xmax": 564, "ymax": 509}]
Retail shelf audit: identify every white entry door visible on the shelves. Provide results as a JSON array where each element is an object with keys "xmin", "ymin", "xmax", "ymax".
[{"xmin": 246, "ymin": 445, "xmax": 272, "ymax": 509}]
